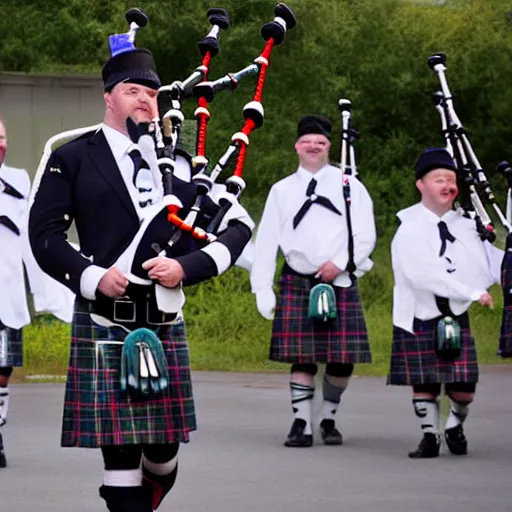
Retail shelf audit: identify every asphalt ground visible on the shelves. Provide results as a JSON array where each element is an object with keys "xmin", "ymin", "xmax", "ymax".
[{"xmin": 1, "ymin": 367, "xmax": 511, "ymax": 512}]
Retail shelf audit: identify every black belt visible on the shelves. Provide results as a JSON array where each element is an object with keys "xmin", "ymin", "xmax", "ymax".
[{"xmin": 92, "ymin": 284, "xmax": 177, "ymax": 329}]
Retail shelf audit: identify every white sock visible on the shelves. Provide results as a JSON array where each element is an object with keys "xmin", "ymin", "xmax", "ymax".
[
  {"xmin": 0, "ymin": 387, "xmax": 9, "ymax": 427},
  {"xmin": 290, "ymin": 382, "xmax": 314, "ymax": 435},
  {"xmin": 142, "ymin": 454, "xmax": 178, "ymax": 476},
  {"xmin": 445, "ymin": 398, "xmax": 470, "ymax": 430},
  {"xmin": 412, "ymin": 398, "xmax": 439, "ymax": 435},
  {"xmin": 103, "ymin": 468, "xmax": 142, "ymax": 487}
]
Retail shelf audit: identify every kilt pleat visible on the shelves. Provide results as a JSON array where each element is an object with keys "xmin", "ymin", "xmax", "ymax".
[
  {"xmin": 61, "ymin": 298, "xmax": 196, "ymax": 448},
  {"xmin": 0, "ymin": 321, "xmax": 23, "ymax": 368},
  {"xmin": 270, "ymin": 272, "xmax": 371, "ymax": 364},
  {"xmin": 387, "ymin": 313, "xmax": 478, "ymax": 385}
]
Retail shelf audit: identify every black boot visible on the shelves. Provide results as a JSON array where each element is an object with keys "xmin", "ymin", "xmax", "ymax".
[
  {"xmin": 0, "ymin": 432, "xmax": 6, "ymax": 468},
  {"xmin": 408, "ymin": 433, "xmax": 440, "ymax": 459},
  {"xmin": 142, "ymin": 465, "xmax": 178, "ymax": 510},
  {"xmin": 445, "ymin": 424, "xmax": 468, "ymax": 455},
  {"xmin": 99, "ymin": 485, "xmax": 152, "ymax": 512},
  {"xmin": 320, "ymin": 419, "xmax": 343, "ymax": 445},
  {"xmin": 284, "ymin": 419, "xmax": 313, "ymax": 447}
]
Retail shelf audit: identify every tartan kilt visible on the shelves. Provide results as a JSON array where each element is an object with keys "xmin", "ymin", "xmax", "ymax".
[
  {"xmin": 61, "ymin": 298, "xmax": 196, "ymax": 448},
  {"xmin": 498, "ymin": 250, "xmax": 512, "ymax": 358},
  {"xmin": 0, "ymin": 321, "xmax": 23, "ymax": 368},
  {"xmin": 270, "ymin": 272, "xmax": 371, "ymax": 364},
  {"xmin": 387, "ymin": 313, "xmax": 478, "ymax": 386}
]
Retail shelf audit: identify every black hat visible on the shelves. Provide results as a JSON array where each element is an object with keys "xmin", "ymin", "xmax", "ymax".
[
  {"xmin": 415, "ymin": 147, "xmax": 457, "ymax": 180},
  {"xmin": 102, "ymin": 48, "xmax": 161, "ymax": 92},
  {"xmin": 297, "ymin": 115, "xmax": 332, "ymax": 140}
]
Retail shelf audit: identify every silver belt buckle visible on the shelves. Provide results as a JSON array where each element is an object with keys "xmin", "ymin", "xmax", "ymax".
[{"xmin": 113, "ymin": 296, "xmax": 136, "ymax": 323}]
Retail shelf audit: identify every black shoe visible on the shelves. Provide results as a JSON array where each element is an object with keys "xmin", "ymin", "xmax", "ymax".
[
  {"xmin": 0, "ymin": 433, "xmax": 6, "ymax": 468},
  {"xmin": 320, "ymin": 419, "xmax": 343, "ymax": 445},
  {"xmin": 408, "ymin": 433, "xmax": 440, "ymax": 459},
  {"xmin": 445, "ymin": 424, "xmax": 468, "ymax": 455},
  {"xmin": 284, "ymin": 419, "xmax": 313, "ymax": 447}
]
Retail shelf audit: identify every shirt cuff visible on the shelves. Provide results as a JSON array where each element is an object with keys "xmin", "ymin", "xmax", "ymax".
[
  {"xmin": 80, "ymin": 265, "xmax": 109, "ymax": 300},
  {"xmin": 470, "ymin": 290, "xmax": 485, "ymax": 302}
]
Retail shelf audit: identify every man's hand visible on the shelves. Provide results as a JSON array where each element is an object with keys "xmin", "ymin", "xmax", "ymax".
[
  {"xmin": 255, "ymin": 289, "xmax": 276, "ymax": 320},
  {"xmin": 142, "ymin": 257, "xmax": 185, "ymax": 288},
  {"xmin": 478, "ymin": 291, "xmax": 494, "ymax": 309},
  {"xmin": 315, "ymin": 261, "xmax": 342, "ymax": 283},
  {"xmin": 97, "ymin": 267, "xmax": 129, "ymax": 298}
]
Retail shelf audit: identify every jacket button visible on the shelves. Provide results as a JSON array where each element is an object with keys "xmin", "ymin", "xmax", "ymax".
[
  {"xmin": 64, "ymin": 214, "xmax": 70, "ymax": 221},
  {"xmin": 65, "ymin": 273, "xmax": 70, "ymax": 281}
]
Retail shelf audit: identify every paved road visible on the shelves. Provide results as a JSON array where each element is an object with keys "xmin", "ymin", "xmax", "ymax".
[{"xmin": 1, "ymin": 367, "xmax": 511, "ymax": 512}]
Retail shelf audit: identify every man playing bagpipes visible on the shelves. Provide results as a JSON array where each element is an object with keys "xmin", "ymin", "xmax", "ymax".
[
  {"xmin": 250, "ymin": 114, "xmax": 376, "ymax": 448},
  {"xmin": 388, "ymin": 147, "xmax": 503, "ymax": 459},
  {"xmin": 0, "ymin": 116, "xmax": 72, "ymax": 468},
  {"xmin": 389, "ymin": 52, "xmax": 509, "ymax": 459},
  {"xmin": 27, "ymin": 11, "xmax": 257, "ymax": 512}
]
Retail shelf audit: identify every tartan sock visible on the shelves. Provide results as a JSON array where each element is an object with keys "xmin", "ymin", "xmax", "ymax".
[
  {"xmin": 0, "ymin": 387, "xmax": 9, "ymax": 427},
  {"xmin": 321, "ymin": 374, "xmax": 348, "ymax": 421},
  {"xmin": 445, "ymin": 398, "xmax": 470, "ymax": 430},
  {"xmin": 412, "ymin": 398, "xmax": 440, "ymax": 435},
  {"xmin": 290, "ymin": 382, "xmax": 314, "ymax": 435},
  {"xmin": 142, "ymin": 455, "xmax": 179, "ymax": 510}
]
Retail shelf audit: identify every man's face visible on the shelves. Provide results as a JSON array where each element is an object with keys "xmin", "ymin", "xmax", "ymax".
[
  {"xmin": 417, "ymin": 168, "xmax": 458, "ymax": 208},
  {"xmin": 104, "ymin": 82, "xmax": 158, "ymax": 128},
  {"xmin": 0, "ymin": 121, "xmax": 7, "ymax": 165},
  {"xmin": 294, "ymin": 133, "xmax": 331, "ymax": 169}
]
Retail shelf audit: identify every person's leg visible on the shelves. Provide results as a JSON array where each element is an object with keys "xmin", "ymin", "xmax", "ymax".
[
  {"xmin": 285, "ymin": 363, "xmax": 317, "ymax": 447},
  {"xmin": 319, "ymin": 363, "xmax": 354, "ymax": 445},
  {"xmin": 142, "ymin": 443, "xmax": 179, "ymax": 510},
  {"xmin": 0, "ymin": 367, "xmax": 13, "ymax": 468},
  {"xmin": 99, "ymin": 445, "xmax": 152, "ymax": 512},
  {"xmin": 409, "ymin": 383, "xmax": 442, "ymax": 459},
  {"xmin": 444, "ymin": 382, "xmax": 476, "ymax": 455}
]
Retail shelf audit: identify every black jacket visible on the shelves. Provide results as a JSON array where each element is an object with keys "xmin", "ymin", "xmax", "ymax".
[{"xmin": 29, "ymin": 128, "xmax": 251, "ymax": 297}]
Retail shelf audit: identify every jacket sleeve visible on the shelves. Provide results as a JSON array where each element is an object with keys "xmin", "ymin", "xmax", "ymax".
[
  {"xmin": 29, "ymin": 150, "xmax": 92, "ymax": 296},
  {"xmin": 174, "ymin": 195, "xmax": 254, "ymax": 286}
]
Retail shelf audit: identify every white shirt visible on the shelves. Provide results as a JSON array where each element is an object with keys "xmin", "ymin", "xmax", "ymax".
[
  {"xmin": 391, "ymin": 203, "xmax": 503, "ymax": 333},
  {"xmin": 250, "ymin": 163, "xmax": 376, "ymax": 292},
  {"xmin": 81, "ymin": 124, "xmax": 164, "ymax": 299},
  {"xmin": 0, "ymin": 164, "xmax": 72, "ymax": 328}
]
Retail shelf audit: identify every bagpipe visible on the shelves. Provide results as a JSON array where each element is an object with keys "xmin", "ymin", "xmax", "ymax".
[
  {"xmin": 428, "ymin": 52, "xmax": 512, "ymax": 359},
  {"xmin": 109, "ymin": 4, "xmax": 297, "ymax": 290},
  {"xmin": 29, "ymin": 5, "xmax": 297, "ymax": 398},
  {"xmin": 427, "ymin": 52, "xmax": 512, "ymax": 243},
  {"xmin": 308, "ymin": 98, "xmax": 362, "ymax": 323}
]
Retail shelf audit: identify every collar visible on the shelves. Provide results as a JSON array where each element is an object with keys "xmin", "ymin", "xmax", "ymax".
[
  {"xmin": 297, "ymin": 163, "xmax": 330, "ymax": 181},
  {"xmin": 420, "ymin": 204, "xmax": 457, "ymax": 225},
  {"xmin": 101, "ymin": 123, "xmax": 134, "ymax": 163}
]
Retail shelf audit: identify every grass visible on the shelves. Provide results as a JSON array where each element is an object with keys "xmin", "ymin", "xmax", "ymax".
[{"xmin": 18, "ymin": 233, "xmax": 512, "ymax": 381}]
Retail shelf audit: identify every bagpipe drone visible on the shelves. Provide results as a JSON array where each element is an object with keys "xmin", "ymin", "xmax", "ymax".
[
  {"xmin": 427, "ymin": 52, "xmax": 511, "ymax": 242},
  {"xmin": 427, "ymin": 52, "xmax": 512, "ymax": 358}
]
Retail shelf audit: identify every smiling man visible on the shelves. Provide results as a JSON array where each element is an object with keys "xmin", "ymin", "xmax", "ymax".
[
  {"xmin": 388, "ymin": 147, "xmax": 502, "ymax": 459},
  {"xmin": 251, "ymin": 114, "xmax": 376, "ymax": 448}
]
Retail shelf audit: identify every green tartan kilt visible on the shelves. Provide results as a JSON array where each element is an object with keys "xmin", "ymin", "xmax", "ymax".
[
  {"xmin": 0, "ymin": 321, "xmax": 23, "ymax": 368},
  {"xmin": 61, "ymin": 298, "xmax": 196, "ymax": 448}
]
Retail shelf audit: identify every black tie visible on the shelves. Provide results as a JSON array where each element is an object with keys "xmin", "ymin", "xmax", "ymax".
[
  {"xmin": 438, "ymin": 221, "xmax": 456, "ymax": 256},
  {"xmin": 293, "ymin": 178, "xmax": 342, "ymax": 229},
  {"xmin": 128, "ymin": 149, "xmax": 153, "ymax": 208},
  {"xmin": 0, "ymin": 177, "xmax": 24, "ymax": 200}
]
